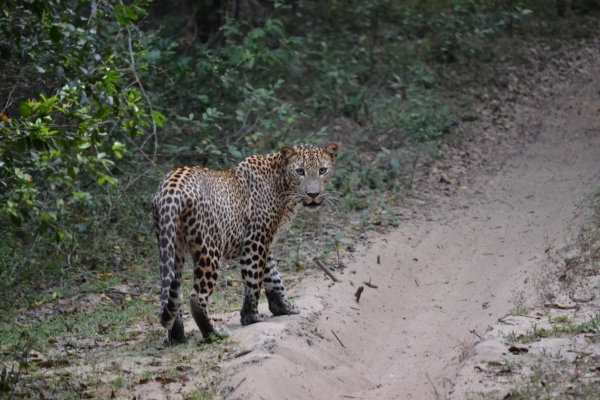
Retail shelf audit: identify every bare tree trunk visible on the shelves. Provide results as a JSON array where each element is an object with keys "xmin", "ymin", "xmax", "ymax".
[
  {"xmin": 183, "ymin": 0, "xmax": 266, "ymax": 48},
  {"xmin": 556, "ymin": 0, "xmax": 567, "ymax": 16}
]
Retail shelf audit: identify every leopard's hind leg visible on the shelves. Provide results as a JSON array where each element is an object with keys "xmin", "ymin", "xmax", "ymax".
[
  {"xmin": 155, "ymin": 200, "xmax": 186, "ymax": 344},
  {"xmin": 168, "ymin": 235, "xmax": 187, "ymax": 343},
  {"xmin": 188, "ymin": 236, "xmax": 231, "ymax": 339}
]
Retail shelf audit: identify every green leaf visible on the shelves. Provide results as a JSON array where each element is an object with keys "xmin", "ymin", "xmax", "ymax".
[
  {"xmin": 94, "ymin": 107, "xmax": 110, "ymax": 120},
  {"xmin": 116, "ymin": 15, "xmax": 129, "ymax": 26},
  {"xmin": 151, "ymin": 111, "xmax": 165, "ymax": 127},
  {"xmin": 67, "ymin": 167, "xmax": 77, "ymax": 180},
  {"xmin": 77, "ymin": 142, "xmax": 91, "ymax": 150},
  {"xmin": 235, "ymin": 109, "xmax": 245, "ymax": 122},
  {"xmin": 124, "ymin": 8, "xmax": 139, "ymax": 20},
  {"xmin": 98, "ymin": 174, "xmax": 117, "ymax": 185},
  {"xmin": 9, "ymin": 213, "xmax": 22, "ymax": 227},
  {"xmin": 49, "ymin": 26, "xmax": 61, "ymax": 44},
  {"xmin": 41, "ymin": 212, "xmax": 56, "ymax": 223},
  {"xmin": 390, "ymin": 160, "xmax": 401, "ymax": 170},
  {"xmin": 334, "ymin": 232, "xmax": 345, "ymax": 241},
  {"xmin": 112, "ymin": 141, "xmax": 124, "ymax": 159},
  {"xmin": 19, "ymin": 102, "xmax": 31, "ymax": 118},
  {"xmin": 380, "ymin": 200, "xmax": 397, "ymax": 220},
  {"xmin": 227, "ymin": 145, "xmax": 243, "ymax": 159},
  {"xmin": 248, "ymin": 28, "xmax": 265, "ymax": 40}
]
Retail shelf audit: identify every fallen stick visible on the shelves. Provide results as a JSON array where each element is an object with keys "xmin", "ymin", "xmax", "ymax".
[
  {"xmin": 227, "ymin": 377, "xmax": 247, "ymax": 397},
  {"xmin": 567, "ymin": 349, "xmax": 592, "ymax": 356},
  {"xmin": 233, "ymin": 349, "xmax": 253, "ymax": 358},
  {"xmin": 363, "ymin": 278, "xmax": 378, "ymax": 289},
  {"xmin": 354, "ymin": 286, "xmax": 364, "ymax": 303},
  {"xmin": 331, "ymin": 330, "xmax": 346, "ymax": 348},
  {"xmin": 544, "ymin": 303, "xmax": 579, "ymax": 310},
  {"xmin": 315, "ymin": 259, "xmax": 341, "ymax": 282},
  {"xmin": 469, "ymin": 329, "xmax": 483, "ymax": 340}
]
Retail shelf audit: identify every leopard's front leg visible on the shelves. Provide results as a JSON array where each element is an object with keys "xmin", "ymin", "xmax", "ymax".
[{"xmin": 263, "ymin": 255, "xmax": 300, "ymax": 316}]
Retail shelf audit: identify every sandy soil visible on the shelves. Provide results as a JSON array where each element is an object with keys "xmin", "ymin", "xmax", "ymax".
[{"xmin": 214, "ymin": 42, "xmax": 600, "ymax": 399}]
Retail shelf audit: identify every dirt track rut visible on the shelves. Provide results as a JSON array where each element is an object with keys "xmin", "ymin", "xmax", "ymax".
[{"xmin": 216, "ymin": 64, "xmax": 600, "ymax": 399}]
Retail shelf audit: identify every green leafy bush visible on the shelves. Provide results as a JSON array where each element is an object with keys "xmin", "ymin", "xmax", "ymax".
[
  {"xmin": 1, "ymin": 0, "xmax": 592, "ymax": 295},
  {"xmin": 0, "ymin": 0, "xmax": 156, "ymax": 238}
]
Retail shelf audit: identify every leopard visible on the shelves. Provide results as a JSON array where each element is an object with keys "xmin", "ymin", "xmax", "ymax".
[{"xmin": 152, "ymin": 143, "xmax": 339, "ymax": 343}]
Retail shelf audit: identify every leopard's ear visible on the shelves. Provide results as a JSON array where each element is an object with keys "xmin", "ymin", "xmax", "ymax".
[
  {"xmin": 323, "ymin": 142, "xmax": 339, "ymax": 162},
  {"xmin": 280, "ymin": 146, "xmax": 297, "ymax": 161}
]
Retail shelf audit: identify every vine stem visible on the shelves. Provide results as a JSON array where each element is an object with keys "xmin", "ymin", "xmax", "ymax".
[
  {"xmin": 409, "ymin": 141, "xmax": 423, "ymax": 191},
  {"xmin": 123, "ymin": 20, "xmax": 159, "ymax": 163}
]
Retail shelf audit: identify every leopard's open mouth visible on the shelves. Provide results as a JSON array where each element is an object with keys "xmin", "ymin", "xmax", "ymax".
[{"xmin": 303, "ymin": 201, "xmax": 322, "ymax": 210}]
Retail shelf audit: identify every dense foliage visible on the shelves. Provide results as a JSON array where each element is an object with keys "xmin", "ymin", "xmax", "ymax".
[{"xmin": 1, "ymin": 0, "xmax": 599, "ymax": 301}]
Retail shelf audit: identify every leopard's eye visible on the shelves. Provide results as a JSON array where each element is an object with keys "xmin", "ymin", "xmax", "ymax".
[
  {"xmin": 296, "ymin": 168, "xmax": 305, "ymax": 176},
  {"xmin": 319, "ymin": 167, "xmax": 328, "ymax": 175}
]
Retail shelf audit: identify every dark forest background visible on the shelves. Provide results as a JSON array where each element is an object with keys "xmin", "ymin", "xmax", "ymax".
[{"xmin": 1, "ymin": 0, "xmax": 599, "ymax": 312}]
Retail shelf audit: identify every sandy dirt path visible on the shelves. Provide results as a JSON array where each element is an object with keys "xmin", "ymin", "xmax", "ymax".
[{"xmin": 217, "ymin": 65, "xmax": 600, "ymax": 399}]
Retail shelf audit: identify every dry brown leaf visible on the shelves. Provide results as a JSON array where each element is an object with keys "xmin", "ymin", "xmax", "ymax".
[
  {"xmin": 36, "ymin": 359, "xmax": 70, "ymax": 368},
  {"xmin": 508, "ymin": 346, "xmax": 528, "ymax": 355},
  {"xmin": 155, "ymin": 376, "xmax": 178, "ymax": 385}
]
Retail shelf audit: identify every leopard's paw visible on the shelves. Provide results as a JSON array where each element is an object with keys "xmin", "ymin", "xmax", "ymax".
[
  {"xmin": 240, "ymin": 313, "xmax": 270, "ymax": 326},
  {"xmin": 267, "ymin": 292, "xmax": 300, "ymax": 316}
]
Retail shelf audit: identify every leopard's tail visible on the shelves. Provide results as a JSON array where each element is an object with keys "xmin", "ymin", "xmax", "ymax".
[{"xmin": 153, "ymin": 192, "xmax": 182, "ymax": 331}]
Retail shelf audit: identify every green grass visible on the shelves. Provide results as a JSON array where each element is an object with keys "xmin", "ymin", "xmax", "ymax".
[
  {"xmin": 509, "ymin": 351, "xmax": 600, "ymax": 399},
  {"xmin": 509, "ymin": 306, "xmax": 529, "ymax": 316},
  {"xmin": 0, "ymin": 299, "xmax": 230, "ymax": 398},
  {"xmin": 493, "ymin": 313, "xmax": 600, "ymax": 400},
  {"xmin": 503, "ymin": 314, "xmax": 600, "ymax": 345}
]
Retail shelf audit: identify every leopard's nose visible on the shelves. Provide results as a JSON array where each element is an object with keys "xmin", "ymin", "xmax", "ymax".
[
  {"xmin": 307, "ymin": 190, "xmax": 320, "ymax": 199},
  {"xmin": 306, "ymin": 182, "xmax": 321, "ymax": 199}
]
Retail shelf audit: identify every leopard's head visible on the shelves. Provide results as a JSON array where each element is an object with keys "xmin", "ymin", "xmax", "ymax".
[{"xmin": 280, "ymin": 143, "xmax": 339, "ymax": 212}]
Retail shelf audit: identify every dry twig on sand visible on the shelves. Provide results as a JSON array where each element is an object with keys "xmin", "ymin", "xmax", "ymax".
[
  {"xmin": 315, "ymin": 259, "xmax": 341, "ymax": 282},
  {"xmin": 331, "ymin": 330, "xmax": 346, "ymax": 348},
  {"xmin": 233, "ymin": 349, "xmax": 253, "ymax": 358},
  {"xmin": 355, "ymin": 286, "xmax": 364, "ymax": 302},
  {"xmin": 363, "ymin": 278, "xmax": 378, "ymax": 289}
]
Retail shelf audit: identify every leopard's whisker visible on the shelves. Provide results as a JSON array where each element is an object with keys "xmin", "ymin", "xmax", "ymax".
[{"xmin": 324, "ymin": 194, "xmax": 342, "ymax": 206}]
